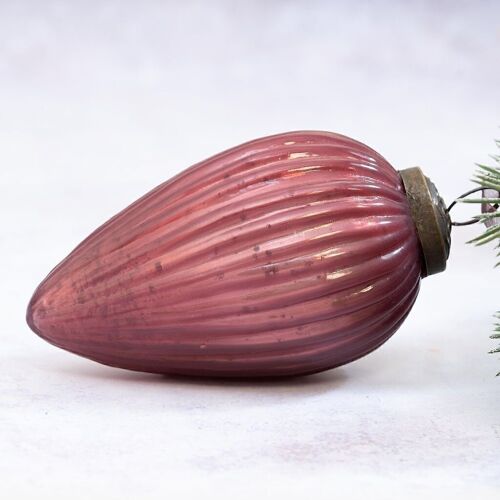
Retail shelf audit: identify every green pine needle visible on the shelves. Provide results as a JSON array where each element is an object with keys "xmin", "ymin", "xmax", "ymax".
[
  {"xmin": 460, "ymin": 197, "xmax": 500, "ymax": 204},
  {"xmin": 467, "ymin": 224, "xmax": 500, "ymax": 244},
  {"xmin": 472, "ymin": 177, "xmax": 500, "ymax": 191},
  {"xmin": 476, "ymin": 163, "xmax": 500, "ymax": 176},
  {"xmin": 476, "ymin": 212, "xmax": 500, "ymax": 221}
]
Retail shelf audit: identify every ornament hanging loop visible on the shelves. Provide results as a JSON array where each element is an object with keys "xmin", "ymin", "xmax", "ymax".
[{"xmin": 447, "ymin": 187, "xmax": 490, "ymax": 226}]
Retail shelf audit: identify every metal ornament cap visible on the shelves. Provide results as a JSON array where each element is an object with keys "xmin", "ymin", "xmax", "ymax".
[{"xmin": 399, "ymin": 167, "xmax": 451, "ymax": 277}]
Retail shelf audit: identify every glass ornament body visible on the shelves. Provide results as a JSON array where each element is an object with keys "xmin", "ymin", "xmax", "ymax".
[{"xmin": 27, "ymin": 131, "xmax": 423, "ymax": 377}]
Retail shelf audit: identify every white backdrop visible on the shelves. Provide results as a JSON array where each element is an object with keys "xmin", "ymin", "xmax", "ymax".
[{"xmin": 1, "ymin": 1, "xmax": 499, "ymax": 499}]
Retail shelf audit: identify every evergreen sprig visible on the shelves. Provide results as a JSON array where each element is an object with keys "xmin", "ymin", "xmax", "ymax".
[{"xmin": 459, "ymin": 141, "xmax": 500, "ymax": 373}]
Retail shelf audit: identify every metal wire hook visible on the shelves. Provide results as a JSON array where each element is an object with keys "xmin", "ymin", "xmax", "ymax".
[{"xmin": 447, "ymin": 187, "xmax": 489, "ymax": 226}]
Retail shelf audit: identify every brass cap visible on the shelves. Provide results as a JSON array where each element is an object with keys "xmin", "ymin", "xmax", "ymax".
[{"xmin": 399, "ymin": 167, "xmax": 451, "ymax": 277}]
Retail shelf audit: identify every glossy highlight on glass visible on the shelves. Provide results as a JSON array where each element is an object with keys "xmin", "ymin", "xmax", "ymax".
[{"xmin": 27, "ymin": 131, "xmax": 423, "ymax": 377}]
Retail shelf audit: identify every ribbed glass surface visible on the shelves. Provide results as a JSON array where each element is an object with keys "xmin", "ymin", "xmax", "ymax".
[{"xmin": 27, "ymin": 131, "xmax": 422, "ymax": 377}]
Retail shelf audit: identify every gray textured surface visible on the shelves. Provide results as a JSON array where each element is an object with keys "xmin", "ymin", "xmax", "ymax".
[{"xmin": 1, "ymin": 1, "xmax": 499, "ymax": 498}]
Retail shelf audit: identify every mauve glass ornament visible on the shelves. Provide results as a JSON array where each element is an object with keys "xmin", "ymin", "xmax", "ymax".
[{"xmin": 26, "ymin": 131, "xmax": 451, "ymax": 377}]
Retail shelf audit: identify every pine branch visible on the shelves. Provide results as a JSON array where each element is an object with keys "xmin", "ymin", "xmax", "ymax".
[{"xmin": 459, "ymin": 139, "xmax": 500, "ymax": 374}]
